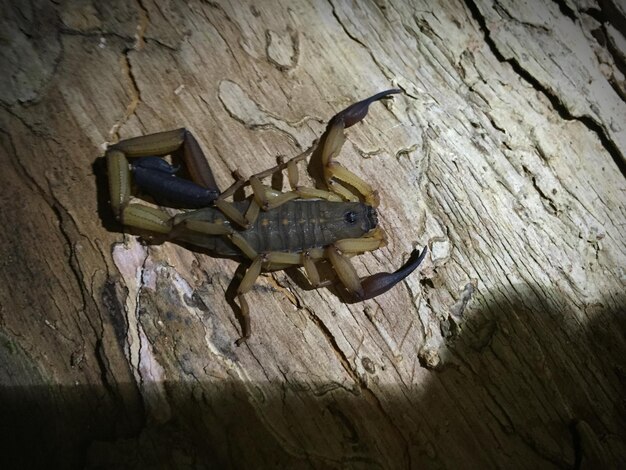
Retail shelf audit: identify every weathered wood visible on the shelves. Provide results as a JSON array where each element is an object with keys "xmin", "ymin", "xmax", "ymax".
[{"xmin": 1, "ymin": 0, "xmax": 624, "ymax": 468}]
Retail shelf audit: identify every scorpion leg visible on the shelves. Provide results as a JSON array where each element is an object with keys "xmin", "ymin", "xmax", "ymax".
[
  {"xmin": 254, "ymin": 180, "xmax": 343, "ymax": 206},
  {"xmin": 214, "ymin": 171, "xmax": 257, "ymax": 228},
  {"xmin": 229, "ymin": 232, "xmax": 258, "ymax": 260},
  {"xmin": 243, "ymin": 143, "xmax": 342, "ymax": 217},
  {"xmin": 249, "ymin": 176, "xmax": 300, "ymax": 211},
  {"xmin": 214, "ymin": 199, "xmax": 251, "ymax": 228},
  {"xmin": 233, "ymin": 251, "xmax": 303, "ymax": 345},
  {"xmin": 173, "ymin": 219, "xmax": 233, "ymax": 236},
  {"xmin": 301, "ymin": 251, "xmax": 337, "ymax": 288},
  {"xmin": 264, "ymin": 252, "xmax": 301, "ymax": 270},
  {"xmin": 247, "ymin": 144, "xmax": 325, "ymax": 210},
  {"xmin": 283, "ymin": 149, "xmax": 343, "ymax": 201},
  {"xmin": 235, "ymin": 256, "xmax": 264, "ymax": 346},
  {"xmin": 281, "ymin": 149, "xmax": 342, "ymax": 201},
  {"xmin": 211, "ymin": 144, "xmax": 317, "ymax": 228}
]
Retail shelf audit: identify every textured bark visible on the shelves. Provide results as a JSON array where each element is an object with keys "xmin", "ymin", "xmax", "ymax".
[{"xmin": 1, "ymin": 0, "xmax": 624, "ymax": 468}]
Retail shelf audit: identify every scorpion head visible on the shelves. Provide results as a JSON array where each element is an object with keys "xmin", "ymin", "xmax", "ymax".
[{"xmin": 332, "ymin": 202, "xmax": 378, "ymax": 240}]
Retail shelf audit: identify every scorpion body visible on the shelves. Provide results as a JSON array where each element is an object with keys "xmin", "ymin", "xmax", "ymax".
[
  {"xmin": 106, "ymin": 89, "xmax": 427, "ymax": 344},
  {"xmin": 174, "ymin": 200, "xmax": 377, "ymax": 257}
]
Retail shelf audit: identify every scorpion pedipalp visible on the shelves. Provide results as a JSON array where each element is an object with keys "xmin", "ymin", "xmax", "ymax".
[
  {"xmin": 329, "ymin": 88, "xmax": 401, "ymax": 128},
  {"xmin": 320, "ymin": 90, "xmax": 401, "ymax": 208}
]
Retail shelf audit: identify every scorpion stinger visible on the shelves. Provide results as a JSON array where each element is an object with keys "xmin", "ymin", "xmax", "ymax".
[{"xmin": 107, "ymin": 128, "xmax": 222, "ymax": 232}]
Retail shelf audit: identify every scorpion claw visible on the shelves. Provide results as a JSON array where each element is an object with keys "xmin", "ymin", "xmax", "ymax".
[
  {"xmin": 355, "ymin": 246, "xmax": 428, "ymax": 301},
  {"xmin": 330, "ymin": 89, "xmax": 401, "ymax": 128}
]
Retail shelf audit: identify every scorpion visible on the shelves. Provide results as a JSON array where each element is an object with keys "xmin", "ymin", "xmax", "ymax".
[{"xmin": 106, "ymin": 89, "xmax": 427, "ymax": 345}]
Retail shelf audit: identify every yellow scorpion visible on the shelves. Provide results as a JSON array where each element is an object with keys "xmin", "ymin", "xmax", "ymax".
[{"xmin": 107, "ymin": 90, "xmax": 427, "ymax": 344}]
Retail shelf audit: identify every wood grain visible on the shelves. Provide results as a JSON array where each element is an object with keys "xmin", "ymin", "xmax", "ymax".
[{"xmin": 1, "ymin": 0, "xmax": 624, "ymax": 468}]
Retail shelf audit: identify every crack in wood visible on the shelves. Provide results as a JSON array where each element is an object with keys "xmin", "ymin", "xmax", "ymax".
[{"xmin": 463, "ymin": 0, "xmax": 626, "ymax": 177}]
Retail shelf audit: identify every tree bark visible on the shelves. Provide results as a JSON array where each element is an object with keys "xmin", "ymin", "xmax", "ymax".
[{"xmin": 1, "ymin": 0, "xmax": 624, "ymax": 468}]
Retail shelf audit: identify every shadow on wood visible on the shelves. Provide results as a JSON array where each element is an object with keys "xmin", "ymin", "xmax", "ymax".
[{"xmin": 2, "ymin": 287, "xmax": 623, "ymax": 469}]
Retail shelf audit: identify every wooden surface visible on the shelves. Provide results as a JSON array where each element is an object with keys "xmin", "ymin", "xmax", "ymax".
[{"xmin": 1, "ymin": 0, "xmax": 625, "ymax": 468}]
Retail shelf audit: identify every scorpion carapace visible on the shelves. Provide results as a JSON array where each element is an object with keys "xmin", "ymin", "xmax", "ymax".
[{"xmin": 106, "ymin": 89, "xmax": 427, "ymax": 345}]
